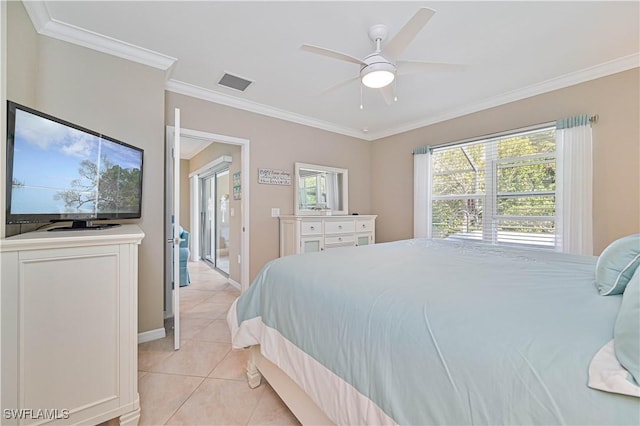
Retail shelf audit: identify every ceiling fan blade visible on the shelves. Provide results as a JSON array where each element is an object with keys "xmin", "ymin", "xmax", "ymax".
[
  {"xmin": 321, "ymin": 76, "xmax": 360, "ymax": 95},
  {"xmin": 379, "ymin": 84, "xmax": 396, "ymax": 106},
  {"xmin": 397, "ymin": 60, "xmax": 466, "ymax": 75},
  {"xmin": 301, "ymin": 44, "xmax": 366, "ymax": 66},
  {"xmin": 384, "ymin": 8, "xmax": 436, "ymax": 60}
]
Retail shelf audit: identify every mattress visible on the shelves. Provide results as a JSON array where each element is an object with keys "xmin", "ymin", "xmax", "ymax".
[{"xmin": 228, "ymin": 238, "xmax": 640, "ymax": 425}]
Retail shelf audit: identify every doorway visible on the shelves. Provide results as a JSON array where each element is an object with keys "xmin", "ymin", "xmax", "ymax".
[
  {"xmin": 200, "ymin": 167, "xmax": 230, "ymax": 275},
  {"xmin": 164, "ymin": 126, "xmax": 250, "ymax": 329}
]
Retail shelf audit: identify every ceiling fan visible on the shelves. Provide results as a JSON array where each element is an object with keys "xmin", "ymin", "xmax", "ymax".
[{"xmin": 301, "ymin": 7, "xmax": 464, "ymax": 106}]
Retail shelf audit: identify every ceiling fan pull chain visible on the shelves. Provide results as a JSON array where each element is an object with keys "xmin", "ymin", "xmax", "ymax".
[
  {"xmin": 360, "ymin": 83, "xmax": 364, "ymax": 110},
  {"xmin": 394, "ymin": 78, "xmax": 398, "ymax": 102}
]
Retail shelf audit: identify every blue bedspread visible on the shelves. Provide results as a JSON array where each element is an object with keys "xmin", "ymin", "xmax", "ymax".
[{"xmin": 233, "ymin": 239, "xmax": 640, "ymax": 425}]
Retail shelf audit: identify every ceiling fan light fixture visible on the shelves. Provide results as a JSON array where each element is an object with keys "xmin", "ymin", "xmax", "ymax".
[{"xmin": 361, "ymin": 62, "xmax": 396, "ymax": 88}]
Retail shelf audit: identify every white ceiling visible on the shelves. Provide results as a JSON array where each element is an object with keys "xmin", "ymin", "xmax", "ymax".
[
  {"xmin": 23, "ymin": 1, "xmax": 640, "ymax": 141},
  {"xmin": 180, "ymin": 135, "xmax": 213, "ymax": 160}
]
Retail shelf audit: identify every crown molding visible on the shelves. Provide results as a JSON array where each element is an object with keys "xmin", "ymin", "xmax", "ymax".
[
  {"xmin": 22, "ymin": 0, "xmax": 176, "ymax": 71},
  {"xmin": 368, "ymin": 53, "xmax": 640, "ymax": 141},
  {"xmin": 21, "ymin": 0, "xmax": 50, "ymax": 32},
  {"xmin": 165, "ymin": 79, "xmax": 368, "ymax": 140},
  {"xmin": 22, "ymin": 0, "xmax": 365, "ymax": 140},
  {"xmin": 20, "ymin": 0, "xmax": 638, "ymax": 142}
]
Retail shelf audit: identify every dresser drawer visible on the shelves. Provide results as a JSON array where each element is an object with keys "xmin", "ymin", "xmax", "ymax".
[
  {"xmin": 356, "ymin": 220, "xmax": 374, "ymax": 233},
  {"xmin": 325, "ymin": 235, "xmax": 355, "ymax": 246},
  {"xmin": 324, "ymin": 220, "xmax": 355, "ymax": 234},
  {"xmin": 301, "ymin": 221, "xmax": 322, "ymax": 235},
  {"xmin": 280, "ymin": 215, "xmax": 376, "ymax": 257}
]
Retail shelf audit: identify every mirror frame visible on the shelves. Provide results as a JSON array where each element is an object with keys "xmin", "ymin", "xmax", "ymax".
[{"xmin": 294, "ymin": 162, "xmax": 349, "ymax": 216}]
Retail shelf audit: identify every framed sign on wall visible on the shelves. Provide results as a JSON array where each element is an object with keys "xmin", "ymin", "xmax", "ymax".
[{"xmin": 258, "ymin": 168, "xmax": 291, "ymax": 186}]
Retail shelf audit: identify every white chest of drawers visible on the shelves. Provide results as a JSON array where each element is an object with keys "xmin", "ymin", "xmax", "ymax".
[
  {"xmin": 279, "ymin": 215, "xmax": 377, "ymax": 256},
  {"xmin": 1, "ymin": 225, "xmax": 144, "ymax": 425}
]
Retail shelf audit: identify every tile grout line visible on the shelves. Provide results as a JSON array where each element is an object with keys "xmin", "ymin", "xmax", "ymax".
[
  {"xmin": 245, "ymin": 381, "xmax": 269, "ymax": 426},
  {"xmin": 137, "ymin": 260, "xmax": 246, "ymax": 425},
  {"xmin": 161, "ymin": 376, "xmax": 207, "ymax": 426}
]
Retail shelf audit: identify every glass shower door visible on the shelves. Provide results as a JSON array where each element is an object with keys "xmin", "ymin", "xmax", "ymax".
[
  {"xmin": 200, "ymin": 168, "xmax": 230, "ymax": 275},
  {"xmin": 201, "ymin": 176, "xmax": 214, "ymax": 265},
  {"xmin": 215, "ymin": 170, "xmax": 230, "ymax": 275}
]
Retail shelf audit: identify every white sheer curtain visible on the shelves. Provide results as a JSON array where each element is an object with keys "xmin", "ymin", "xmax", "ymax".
[
  {"xmin": 326, "ymin": 172, "xmax": 339, "ymax": 210},
  {"xmin": 413, "ymin": 148, "xmax": 432, "ymax": 238},
  {"xmin": 555, "ymin": 115, "xmax": 593, "ymax": 255}
]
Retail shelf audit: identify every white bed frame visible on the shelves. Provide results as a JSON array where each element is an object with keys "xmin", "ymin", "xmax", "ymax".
[{"xmin": 246, "ymin": 345, "xmax": 334, "ymax": 425}]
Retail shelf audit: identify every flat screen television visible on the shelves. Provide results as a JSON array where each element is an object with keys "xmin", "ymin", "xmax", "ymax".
[{"xmin": 6, "ymin": 101, "xmax": 144, "ymax": 230}]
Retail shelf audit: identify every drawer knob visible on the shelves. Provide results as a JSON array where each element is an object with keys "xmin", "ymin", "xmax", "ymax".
[
  {"xmin": 310, "ymin": 226, "xmax": 315, "ymax": 230},
  {"xmin": 338, "ymin": 225, "xmax": 342, "ymax": 229},
  {"xmin": 338, "ymin": 237, "xmax": 342, "ymax": 241}
]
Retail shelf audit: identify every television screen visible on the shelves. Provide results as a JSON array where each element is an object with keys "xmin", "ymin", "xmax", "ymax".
[{"xmin": 6, "ymin": 101, "xmax": 144, "ymax": 226}]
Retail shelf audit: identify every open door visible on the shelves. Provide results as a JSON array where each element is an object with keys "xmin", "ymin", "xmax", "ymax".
[
  {"xmin": 165, "ymin": 108, "xmax": 181, "ymax": 350},
  {"xmin": 172, "ymin": 108, "xmax": 181, "ymax": 350}
]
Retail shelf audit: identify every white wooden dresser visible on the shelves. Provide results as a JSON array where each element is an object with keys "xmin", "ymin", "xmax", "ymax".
[
  {"xmin": 1, "ymin": 224, "xmax": 144, "ymax": 425},
  {"xmin": 279, "ymin": 215, "xmax": 376, "ymax": 257}
]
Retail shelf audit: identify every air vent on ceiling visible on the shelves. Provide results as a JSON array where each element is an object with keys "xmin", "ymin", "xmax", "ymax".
[{"xmin": 218, "ymin": 73, "xmax": 253, "ymax": 92}]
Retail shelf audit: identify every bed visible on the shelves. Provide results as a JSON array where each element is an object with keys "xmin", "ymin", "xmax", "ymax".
[{"xmin": 227, "ymin": 238, "xmax": 640, "ymax": 425}]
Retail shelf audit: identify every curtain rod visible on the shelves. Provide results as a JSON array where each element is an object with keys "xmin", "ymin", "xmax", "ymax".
[
  {"xmin": 413, "ymin": 121, "xmax": 555, "ymax": 154},
  {"xmin": 413, "ymin": 114, "xmax": 599, "ymax": 155}
]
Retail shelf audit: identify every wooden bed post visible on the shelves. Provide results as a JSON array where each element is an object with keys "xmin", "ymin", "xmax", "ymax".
[{"xmin": 246, "ymin": 346, "xmax": 263, "ymax": 388}]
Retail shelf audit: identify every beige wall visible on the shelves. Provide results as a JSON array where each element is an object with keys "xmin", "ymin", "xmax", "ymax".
[
  {"xmin": 5, "ymin": 1, "xmax": 38, "ymax": 237},
  {"xmin": 6, "ymin": 3, "xmax": 167, "ymax": 333},
  {"xmin": 185, "ymin": 142, "xmax": 242, "ymax": 283},
  {"xmin": 372, "ymin": 68, "xmax": 640, "ymax": 255},
  {"xmin": 5, "ymin": 0, "xmax": 638, "ymax": 336},
  {"xmin": 1, "ymin": 1, "xmax": 14, "ymax": 237},
  {"xmin": 0, "ymin": 1, "xmax": 5, "ymax": 238},
  {"xmin": 166, "ymin": 92, "xmax": 372, "ymax": 280},
  {"xmin": 7, "ymin": 1, "xmax": 37, "ymax": 108}
]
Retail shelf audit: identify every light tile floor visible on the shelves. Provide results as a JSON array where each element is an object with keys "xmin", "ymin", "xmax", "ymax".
[{"xmin": 136, "ymin": 261, "xmax": 300, "ymax": 426}]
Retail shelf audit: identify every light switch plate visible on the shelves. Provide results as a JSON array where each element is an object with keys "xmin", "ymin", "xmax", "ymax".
[{"xmin": 271, "ymin": 208, "xmax": 280, "ymax": 217}]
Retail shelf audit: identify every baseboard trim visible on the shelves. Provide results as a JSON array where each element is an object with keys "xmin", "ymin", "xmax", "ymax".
[
  {"xmin": 138, "ymin": 327, "xmax": 166, "ymax": 344},
  {"xmin": 228, "ymin": 278, "xmax": 241, "ymax": 290}
]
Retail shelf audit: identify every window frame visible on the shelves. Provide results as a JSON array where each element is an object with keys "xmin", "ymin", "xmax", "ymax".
[{"xmin": 429, "ymin": 124, "xmax": 558, "ymax": 249}]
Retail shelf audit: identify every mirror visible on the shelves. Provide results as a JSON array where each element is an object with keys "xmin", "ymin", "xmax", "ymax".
[{"xmin": 294, "ymin": 162, "xmax": 348, "ymax": 215}]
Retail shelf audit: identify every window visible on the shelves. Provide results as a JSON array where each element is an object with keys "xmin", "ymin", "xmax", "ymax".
[
  {"xmin": 299, "ymin": 171, "xmax": 327, "ymax": 209},
  {"xmin": 430, "ymin": 126, "xmax": 557, "ymax": 248}
]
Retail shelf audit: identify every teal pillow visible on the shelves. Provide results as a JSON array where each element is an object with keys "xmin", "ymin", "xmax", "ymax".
[
  {"xmin": 614, "ymin": 267, "xmax": 640, "ymax": 385},
  {"xmin": 596, "ymin": 234, "xmax": 640, "ymax": 295}
]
